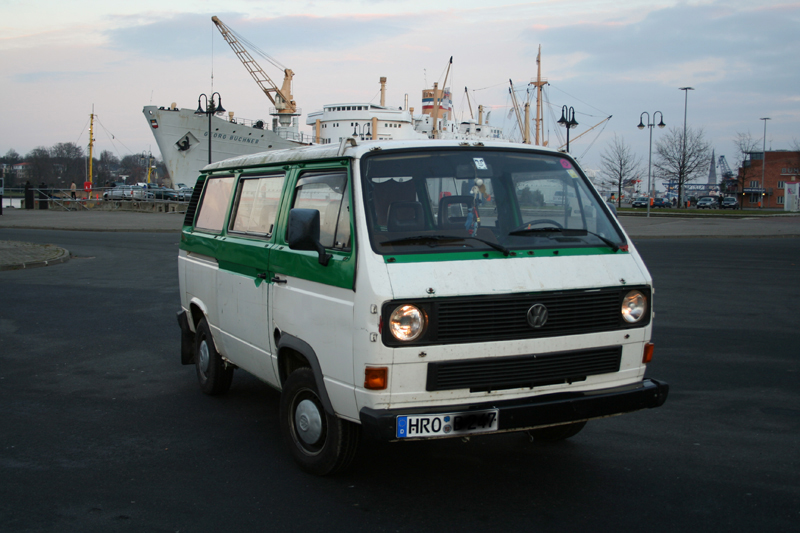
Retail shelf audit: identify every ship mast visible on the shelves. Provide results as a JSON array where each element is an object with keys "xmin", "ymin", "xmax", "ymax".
[
  {"xmin": 508, "ymin": 80, "xmax": 527, "ymax": 143},
  {"xmin": 532, "ymin": 45, "xmax": 548, "ymax": 146},
  {"xmin": 88, "ymin": 105, "xmax": 95, "ymax": 186},
  {"xmin": 431, "ymin": 57, "xmax": 453, "ymax": 139}
]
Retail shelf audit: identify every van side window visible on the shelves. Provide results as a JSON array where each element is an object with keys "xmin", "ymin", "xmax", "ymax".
[
  {"xmin": 195, "ymin": 176, "xmax": 235, "ymax": 233},
  {"xmin": 230, "ymin": 175, "xmax": 285, "ymax": 237},
  {"xmin": 293, "ymin": 171, "xmax": 350, "ymax": 250}
]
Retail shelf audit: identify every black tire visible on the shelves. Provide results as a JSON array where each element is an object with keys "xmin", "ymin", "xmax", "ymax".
[
  {"xmin": 194, "ymin": 318, "xmax": 233, "ymax": 395},
  {"xmin": 527, "ymin": 421, "xmax": 587, "ymax": 443},
  {"xmin": 280, "ymin": 368, "xmax": 360, "ymax": 476}
]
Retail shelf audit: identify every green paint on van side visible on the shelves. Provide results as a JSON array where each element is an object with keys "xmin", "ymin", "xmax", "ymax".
[
  {"xmin": 181, "ymin": 161, "xmax": 356, "ymax": 291},
  {"xmin": 383, "ymin": 246, "xmax": 626, "ymax": 264}
]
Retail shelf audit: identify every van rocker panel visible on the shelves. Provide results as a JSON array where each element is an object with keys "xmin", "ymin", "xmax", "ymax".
[{"xmin": 359, "ymin": 378, "xmax": 669, "ymax": 441}]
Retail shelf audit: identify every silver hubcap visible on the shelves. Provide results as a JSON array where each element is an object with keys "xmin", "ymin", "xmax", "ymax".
[
  {"xmin": 198, "ymin": 340, "xmax": 210, "ymax": 375},
  {"xmin": 295, "ymin": 399, "xmax": 323, "ymax": 445}
]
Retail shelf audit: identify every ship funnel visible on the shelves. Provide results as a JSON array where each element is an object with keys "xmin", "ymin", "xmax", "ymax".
[{"xmin": 380, "ymin": 77, "xmax": 387, "ymax": 107}]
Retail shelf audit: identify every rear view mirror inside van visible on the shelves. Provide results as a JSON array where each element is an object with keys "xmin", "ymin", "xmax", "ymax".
[{"xmin": 287, "ymin": 208, "xmax": 332, "ymax": 266}]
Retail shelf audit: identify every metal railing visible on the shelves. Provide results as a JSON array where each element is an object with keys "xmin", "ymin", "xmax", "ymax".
[{"xmin": 1, "ymin": 187, "xmax": 192, "ymax": 210}]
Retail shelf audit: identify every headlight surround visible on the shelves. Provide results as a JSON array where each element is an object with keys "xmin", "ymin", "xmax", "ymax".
[
  {"xmin": 389, "ymin": 304, "xmax": 426, "ymax": 342},
  {"xmin": 621, "ymin": 290, "xmax": 647, "ymax": 323}
]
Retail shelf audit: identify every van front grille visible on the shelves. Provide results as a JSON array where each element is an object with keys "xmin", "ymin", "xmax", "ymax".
[
  {"xmin": 437, "ymin": 289, "xmax": 622, "ymax": 342},
  {"xmin": 426, "ymin": 346, "xmax": 622, "ymax": 392},
  {"xmin": 381, "ymin": 286, "xmax": 650, "ymax": 347}
]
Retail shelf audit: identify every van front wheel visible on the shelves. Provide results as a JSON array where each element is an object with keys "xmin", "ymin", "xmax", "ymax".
[
  {"xmin": 194, "ymin": 318, "xmax": 233, "ymax": 395},
  {"xmin": 280, "ymin": 368, "xmax": 360, "ymax": 475}
]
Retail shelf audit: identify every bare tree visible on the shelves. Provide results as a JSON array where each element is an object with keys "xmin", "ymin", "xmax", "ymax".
[
  {"xmin": 599, "ymin": 134, "xmax": 642, "ymax": 207},
  {"xmin": 1, "ymin": 149, "xmax": 21, "ymax": 186},
  {"xmin": 25, "ymin": 147, "xmax": 55, "ymax": 185},
  {"xmin": 120, "ymin": 155, "xmax": 146, "ymax": 183},
  {"xmin": 50, "ymin": 142, "xmax": 85, "ymax": 187},
  {"xmin": 653, "ymin": 126, "xmax": 711, "ymax": 206},
  {"xmin": 728, "ymin": 132, "xmax": 761, "ymax": 207},
  {"xmin": 3, "ymin": 149, "xmax": 21, "ymax": 164},
  {"xmin": 96, "ymin": 150, "xmax": 120, "ymax": 185}
]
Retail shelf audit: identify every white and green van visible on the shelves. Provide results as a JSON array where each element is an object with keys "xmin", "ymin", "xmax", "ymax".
[{"xmin": 177, "ymin": 139, "xmax": 669, "ymax": 475}]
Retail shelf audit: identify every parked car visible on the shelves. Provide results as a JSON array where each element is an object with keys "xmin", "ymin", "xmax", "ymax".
[
  {"xmin": 146, "ymin": 186, "xmax": 178, "ymax": 201},
  {"xmin": 103, "ymin": 185, "xmax": 146, "ymax": 201},
  {"xmin": 696, "ymin": 196, "xmax": 717, "ymax": 209},
  {"xmin": 720, "ymin": 197, "xmax": 739, "ymax": 209},
  {"xmin": 177, "ymin": 187, "xmax": 194, "ymax": 201},
  {"xmin": 552, "ymin": 190, "xmax": 576, "ymax": 206},
  {"xmin": 631, "ymin": 196, "xmax": 649, "ymax": 208},
  {"xmin": 652, "ymin": 197, "xmax": 671, "ymax": 208}
]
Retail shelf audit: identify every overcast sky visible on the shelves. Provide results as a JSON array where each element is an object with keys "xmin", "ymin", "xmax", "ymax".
[{"xmin": 2, "ymin": 0, "xmax": 797, "ymax": 177}]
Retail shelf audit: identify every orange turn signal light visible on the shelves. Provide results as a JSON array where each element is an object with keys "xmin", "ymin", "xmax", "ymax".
[
  {"xmin": 364, "ymin": 367, "xmax": 388, "ymax": 390},
  {"xmin": 642, "ymin": 342, "xmax": 654, "ymax": 363}
]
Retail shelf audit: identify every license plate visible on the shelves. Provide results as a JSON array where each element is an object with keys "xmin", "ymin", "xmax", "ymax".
[{"xmin": 396, "ymin": 410, "xmax": 499, "ymax": 439}]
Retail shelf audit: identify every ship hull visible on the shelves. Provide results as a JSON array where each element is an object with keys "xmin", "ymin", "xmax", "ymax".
[{"xmin": 143, "ymin": 106, "xmax": 304, "ymax": 187}]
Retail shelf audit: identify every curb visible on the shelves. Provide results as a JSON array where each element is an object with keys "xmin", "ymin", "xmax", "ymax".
[{"xmin": 0, "ymin": 242, "xmax": 71, "ymax": 271}]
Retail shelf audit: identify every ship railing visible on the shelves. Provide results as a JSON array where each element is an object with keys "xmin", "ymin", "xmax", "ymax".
[
  {"xmin": 274, "ymin": 129, "xmax": 317, "ymax": 145},
  {"xmin": 223, "ymin": 114, "xmax": 315, "ymax": 144},
  {"xmin": 225, "ymin": 116, "xmax": 269, "ymax": 130}
]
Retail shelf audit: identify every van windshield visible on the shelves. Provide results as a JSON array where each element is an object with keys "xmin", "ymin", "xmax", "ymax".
[{"xmin": 360, "ymin": 148, "xmax": 625, "ymax": 256}]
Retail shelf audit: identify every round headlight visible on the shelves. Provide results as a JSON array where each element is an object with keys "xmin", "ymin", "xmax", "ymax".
[
  {"xmin": 621, "ymin": 290, "xmax": 647, "ymax": 323},
  {"xmin": 389, "ymin": 304, "xmax": 426, "ymax": 342}
]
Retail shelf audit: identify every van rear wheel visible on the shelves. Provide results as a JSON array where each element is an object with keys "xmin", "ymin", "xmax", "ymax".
[
  {"xmin": 194, "ymin": 318, "xmax": 233, "ymax": 395},
  {"xmin": 527, "ymin": 421, "xmax": 586, "ymax": 442},
  {"xmin": 280, "ymin": 368, "xmax": 360, "ymax": 475}
]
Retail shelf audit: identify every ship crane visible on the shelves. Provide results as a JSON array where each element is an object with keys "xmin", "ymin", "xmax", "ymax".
[
  {"xmin": 211, "ymin": 16, "xmax": 298, "ymax": 128},
  {"xmin": 718, "ymin": 155, "xmax": 735, "ymax": 179}
]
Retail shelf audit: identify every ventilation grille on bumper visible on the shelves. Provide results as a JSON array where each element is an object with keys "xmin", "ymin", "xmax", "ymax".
[{"xmin": 426, "ymin": 346, "xmax": 622, "ymax": 392}]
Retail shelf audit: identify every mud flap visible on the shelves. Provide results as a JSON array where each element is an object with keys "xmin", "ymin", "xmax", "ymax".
[{"xmin": 177, "ymin": 310, "xmax": 195, "ymax": 365}]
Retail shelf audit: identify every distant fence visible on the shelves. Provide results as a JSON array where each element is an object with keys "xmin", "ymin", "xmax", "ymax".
[{"xmin": 1, "ymin": 187, "xmax": 188, "ymax": 213}]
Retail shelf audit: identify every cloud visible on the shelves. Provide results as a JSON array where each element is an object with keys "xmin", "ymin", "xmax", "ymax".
[
  {"xmin": 105, "ymin": 12, "xmax": 414, "ymax": 60},
  {"xmin": 522, "ymin": 3, "xmax": 800, "ymax": 92},
  {"xmin": 14, "ymin": 71, "xmax": 101, "ymax": 83}
]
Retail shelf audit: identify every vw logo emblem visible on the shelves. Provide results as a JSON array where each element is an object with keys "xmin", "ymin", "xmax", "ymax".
[{"xmin": 527, "ymin": 304, "xmax": 548, "ymax": 328}]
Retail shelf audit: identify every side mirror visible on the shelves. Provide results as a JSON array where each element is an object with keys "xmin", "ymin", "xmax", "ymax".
[
  {"xmin": 287, "ymin": 208, "xmax": 332, "ymax": 266},
  {"xmin": 606, "ymin": 201, "xmax": 618, "ymax": 217}
]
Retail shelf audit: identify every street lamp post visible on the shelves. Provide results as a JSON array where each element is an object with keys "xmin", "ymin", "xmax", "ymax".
[
  {"xmin": 557, "ymin": 106, "xmax": 579, "ymax": 152},
  {"xmin": 760, "ymin": 117, "xmax": 770, "ymax": 209},
  {"xmin": 638, "ymin": 111, "xmax": 666, "ymax": 218},
  {"xmin": 678, "ymin": 87, "xmax": 694, "ymax": 207},
  {"xmin": 352, "ymin": 123, "xmax": 372, "ymax": 141},
  {"xmin": 195, "ymin": 92, "xmax": 226, "ymax": 165}
]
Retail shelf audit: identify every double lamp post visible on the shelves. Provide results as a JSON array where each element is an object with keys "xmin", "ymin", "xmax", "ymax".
[
  {"xmin": 637, "ymin": 111, "xmax": 665, "ymax": 218},
  {"xmin": 195, "ymin": 92, "xmax": 226, "ymax": 165}
]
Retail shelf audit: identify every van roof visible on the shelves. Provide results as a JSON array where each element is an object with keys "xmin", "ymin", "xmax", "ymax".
[{"xmin": 201, "ymin": 139, "xmax": 565, "ymax": 173}]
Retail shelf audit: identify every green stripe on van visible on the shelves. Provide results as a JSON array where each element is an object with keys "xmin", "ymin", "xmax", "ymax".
[{"xmin": 383, "ymin": 247, "xmax": 626, "ymax": 263}]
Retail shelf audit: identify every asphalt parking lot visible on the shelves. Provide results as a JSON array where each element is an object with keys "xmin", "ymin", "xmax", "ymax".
[{"xmin": 0, "ymin": 226, "xmax": 798, "ymax": 532}]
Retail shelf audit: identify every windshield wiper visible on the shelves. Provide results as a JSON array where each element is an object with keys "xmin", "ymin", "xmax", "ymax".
[
  {"xmin": 381, "ymin": 234, "xmax": 511, "ymax": 256},
  {"xmin": 561, "ymin": 229, "xmax": 623, "ymax": 252},
  {"xmin": 508, "ymin": 227, "xmax": 622, "ymax": 252},
  {"xmin": 508, "ymin": 227, "xmax": 563, "ymax": 236}
]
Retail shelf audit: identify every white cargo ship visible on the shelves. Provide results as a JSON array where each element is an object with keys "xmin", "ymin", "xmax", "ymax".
[
  {"xmin": 143, "ymin": 104, "xmax": 308, "ymax": 187},
  {"xmin": 143, "ymin": 19, "xmax": 513, "ymax": 188}
]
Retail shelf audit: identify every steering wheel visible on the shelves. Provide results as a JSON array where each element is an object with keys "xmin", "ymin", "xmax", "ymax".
[{"xmin": 510, "ymin": 219, "xmax": 564, "ymax": 232}]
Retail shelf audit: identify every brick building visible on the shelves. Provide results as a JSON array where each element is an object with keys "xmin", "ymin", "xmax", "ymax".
[{"xmin": 733, "ymin": 150, "xmax": 800, "ymax": 209}]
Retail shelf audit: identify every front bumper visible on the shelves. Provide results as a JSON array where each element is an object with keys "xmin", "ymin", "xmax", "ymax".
[{"xmin": 359, "ymin": 378, "xmax": 669, "ymax": 441}]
